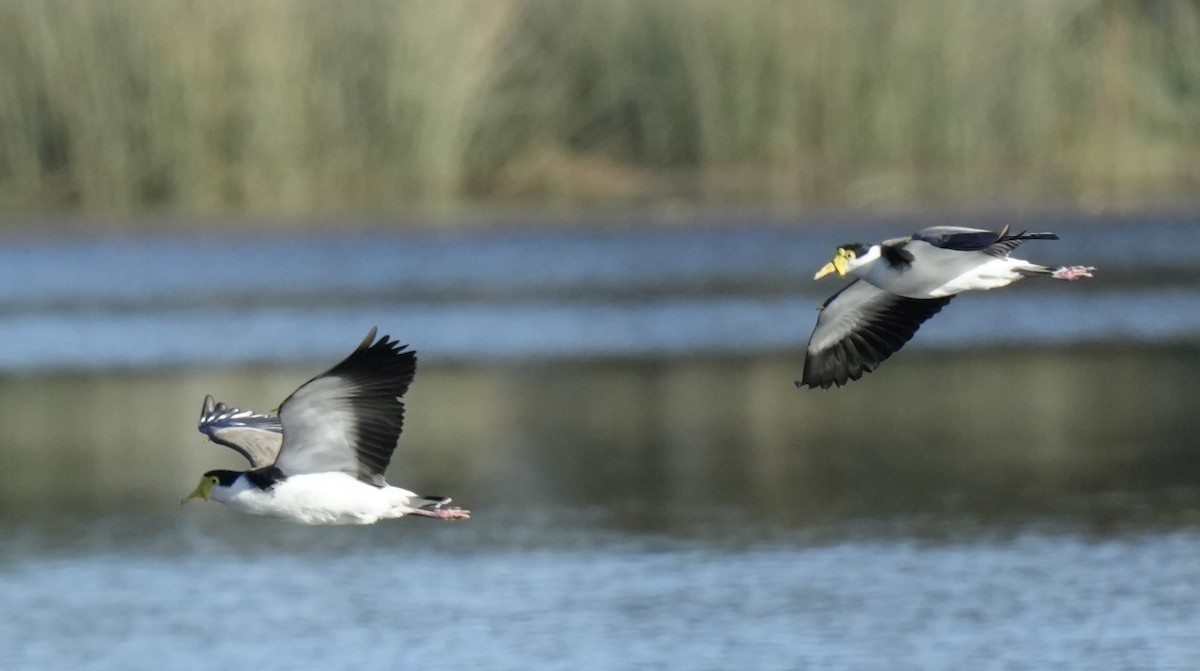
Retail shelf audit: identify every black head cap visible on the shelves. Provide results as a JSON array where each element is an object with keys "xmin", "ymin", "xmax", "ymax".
[{"xmin": 202, "ymin": 469, "xmax": 243, "ymax": 487}]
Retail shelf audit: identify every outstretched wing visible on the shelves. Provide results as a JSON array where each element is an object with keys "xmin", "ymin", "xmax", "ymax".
[
  {"xmin": 274, "ymin": 327, "xmax": 417, "ymax": 486},
  {"xmin": 797, "ymin": 280, "xmax": 952, "ymax": 389},
  {"xmin": 198, "ymin": 395, "xmax": 283, "ymax": 468},
  {"xmin": 913, "ymin": 225, "xmax": 1058, "ymax": 257}
]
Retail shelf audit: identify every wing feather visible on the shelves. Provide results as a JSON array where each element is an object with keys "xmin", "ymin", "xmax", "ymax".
[
  {"xmin": 273, "ymin": 328, "xmax": 417, "ymax": 486},
  {"xmin": 912, "ymin": 226, "xmax": 1004, "ymax": 251},
  {"xmin": 913, "ymin": 225, "xmax": 1059, "ymax": 257},
  {"xmin": 197, "ymin": 395, "xmax": 283, "ymax": 468},
  {"xmin": 797, "ymin": 280, "xmax": 952, "ymax": 389}
]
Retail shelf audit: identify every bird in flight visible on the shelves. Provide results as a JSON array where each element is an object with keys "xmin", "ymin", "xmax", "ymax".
[
  {"xmin": 184, "ymin": 328, "xmax": 469, "ymax": 524},
  {"xmin": 797, "ymin": 225, "xmax": 1095, "ymax": 389}
]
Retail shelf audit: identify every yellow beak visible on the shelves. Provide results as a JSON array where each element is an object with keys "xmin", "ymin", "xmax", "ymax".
[
  {"xmin": 814, "ymin": 250, "xmax": 851, "ymax": 279},
  {"xmin": 181, "ymin": 476, "xmax": 215, "ymax": 505}
]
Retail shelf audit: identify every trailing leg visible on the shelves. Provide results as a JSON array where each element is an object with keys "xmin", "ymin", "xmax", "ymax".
[{"xmin": 1050, "ymin": 265, "xmax": 1095, "ymax": 281}]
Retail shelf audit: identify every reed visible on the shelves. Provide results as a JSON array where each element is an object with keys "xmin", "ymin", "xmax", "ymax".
[{"xmin": 0, "ymin": 0, "xmax": 1197, "ymax": 222}]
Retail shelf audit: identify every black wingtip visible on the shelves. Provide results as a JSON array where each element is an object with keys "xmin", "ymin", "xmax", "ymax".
[
  {"xmin": 356, "ymin": 327, "xmax": 410, "ymax": 356},
  {"xmin": 799, "ymin": 290, "xmax": 954, "ymax": 390},
  {"xmin": 358, "ymin": 326, "xmax": 379, "ymax": 350}
]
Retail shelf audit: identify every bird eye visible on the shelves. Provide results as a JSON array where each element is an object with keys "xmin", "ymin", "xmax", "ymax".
[{"xmin": 208, "ymin": 476, "xmax": 219, "ymax": 485}]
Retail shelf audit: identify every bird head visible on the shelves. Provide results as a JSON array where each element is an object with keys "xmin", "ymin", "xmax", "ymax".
[
  {"xmin": 182, "ymin": 475, "xmax": 217, "ymax": 504},
  {"xmin": 181, "ymin": 470, "xmax": 238, "ymax": 504},
  {"xmin": 814, "ymin": 244, "xmax": 867, "ymax": 279}
]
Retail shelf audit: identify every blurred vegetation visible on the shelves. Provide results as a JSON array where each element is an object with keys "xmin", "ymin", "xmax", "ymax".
[{"xmin": 1, "ymin": 0, "xmax": 1199, "ymax": 222}]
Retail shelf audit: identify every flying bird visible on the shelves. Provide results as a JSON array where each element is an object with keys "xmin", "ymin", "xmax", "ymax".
[
  {"xmin": 797, "ymin": 226, "xmax": 1095, "ymax": 389},
  {"xmin": 184, "ymin": 328, "xmax": 469, "ymax": 524}
]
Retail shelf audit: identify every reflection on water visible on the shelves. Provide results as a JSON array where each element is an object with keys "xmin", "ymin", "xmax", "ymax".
[{"xmin": 2, "ymin": 347, "xmax": 1200, "ymax": 525}]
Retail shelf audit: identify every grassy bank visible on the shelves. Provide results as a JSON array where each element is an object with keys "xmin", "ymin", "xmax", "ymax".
[{"xmin": 1, "ymin": 0, "xmax": 1199, "ymax": 223}]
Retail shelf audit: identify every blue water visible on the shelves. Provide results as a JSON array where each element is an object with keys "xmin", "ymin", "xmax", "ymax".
[
  {"xmin": 3, "ymin": 214, "xmax": 1200, "ymax": 670},
  {"xmin": 0, "ymin": 213, "xmax": 1196, "ymax": 372},
  {"xmin": 2, "ymin": 511, "xmax": 1198, "ymax": 671}
]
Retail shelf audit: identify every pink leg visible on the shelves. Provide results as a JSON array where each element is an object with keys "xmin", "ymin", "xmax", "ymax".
[
  {"xmin": 431, "ymin": 506, "xmax": 470, "ymax": 521},
  {"xmin": 1051, "ymin": 265, "xmax": 1095, "ymax": 281},
  {"xmin": 412, "ymin": 505, "xmax": 471, "ymax": 521}
]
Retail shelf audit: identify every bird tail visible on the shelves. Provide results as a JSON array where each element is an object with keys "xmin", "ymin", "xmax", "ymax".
[
  {"xmin": 408, "ymin": 495, "xmax": 470, "ymax": 520},
  {"xmin": 1015, "ymin": 263, "xmax": 1054, "ymax": 277},
  {"xmin": 415, "ymin": 495, "xmax": 453, "ymax": 511},
  {"xmin": 1003, "ymin": 230, "xmax": 1058, "ymax": 242},
  {"xmin": 988, "ymin": 228, "xmax": 1060, "ymax": 257}
]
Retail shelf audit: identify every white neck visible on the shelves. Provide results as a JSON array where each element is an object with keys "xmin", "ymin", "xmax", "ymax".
[{"xmin": 847, "ymin": 245, "xmax": 883, "ymax": 275}]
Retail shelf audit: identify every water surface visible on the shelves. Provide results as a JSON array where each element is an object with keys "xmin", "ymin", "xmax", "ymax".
[
  {"xmin": 0, "ymin": 213, "xmax": 1196, "ymax": 372},
  {"xmin": 3, "ymin": 510, "xmax": 1198, "ymax": 671},
  {"xmin": 2, "ymin": 213, "xmax": 1200, "ymax": 670}
]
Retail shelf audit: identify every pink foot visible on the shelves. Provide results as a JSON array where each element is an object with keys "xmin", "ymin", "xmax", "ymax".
[
  {"xmin": 1051, "ymin": 265, "xmax": 1095, "ymax": 281},
  {"xmin": 413, "ymin": 496, "xmax": 470, "ymax": 521},
  {"xmin": 430, "ymin": 506, "xmax": 470, "ymax": 521}
]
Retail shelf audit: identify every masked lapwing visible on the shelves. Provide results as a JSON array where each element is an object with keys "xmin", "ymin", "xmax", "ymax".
[
  {"xmin": 184, "ymin": 328, "xmax": 469, "ymax": 524},
  {"xmin": 798, "ymin": 226, "xmax": 1094, "ymax": 389}
]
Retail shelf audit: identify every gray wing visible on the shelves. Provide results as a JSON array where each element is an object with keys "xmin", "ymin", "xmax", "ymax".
[
  {"xmin": 797, "ymin": 280, "xmax": 952, "ymax": 389},
  {"xmin": 913, "ymin": 225, "xmax": 1058, "ymax": 257},
  {"xmin": 912, "ymin": 226, "xmax": 1005, "ymax": 251},
  {"xmin": 198, "ymin": 395, "xmax": 283, "ymax": 468},
  {"xmin": 274, "ymin": 327, "xmax": 417, "ymax": 486}
]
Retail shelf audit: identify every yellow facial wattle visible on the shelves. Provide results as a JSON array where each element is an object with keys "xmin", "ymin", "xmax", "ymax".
[
  {"xmin": 814, "ymin": 249, "xmax": 852, "ymax": 279},
  {"xmin": 181, "ymin": 475, "xmax": 217, "ymax": 504}
]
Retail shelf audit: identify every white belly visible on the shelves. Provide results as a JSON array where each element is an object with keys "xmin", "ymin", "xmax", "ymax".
[
  {"xmin": 213, "ymin": 472, "xmax": 420, "ymax": 525},
  {"xmin": 863, "ymin": 252, "xmax": 1028, "ymax": 298}
]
